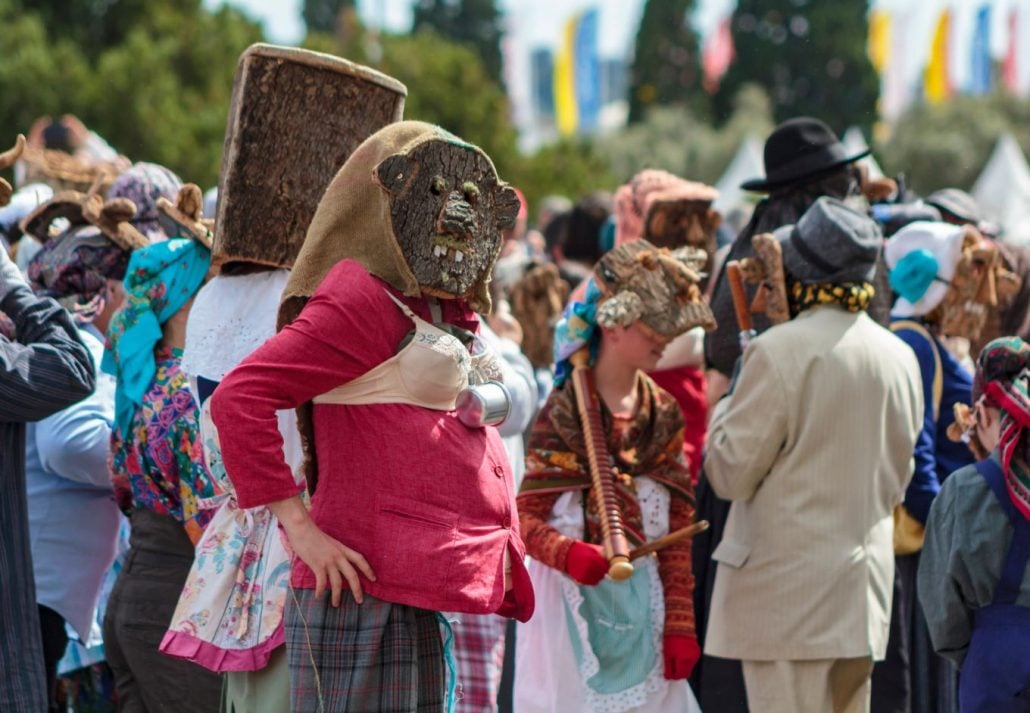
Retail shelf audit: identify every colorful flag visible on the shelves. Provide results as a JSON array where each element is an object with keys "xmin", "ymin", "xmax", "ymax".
[
  {"xmin": 970, "ymin": 5, "xmax": 991, "ymax": 95},
  {"xmin": 867, "ymin": 9, "xmax": 892, "ymax": 74},
  {"xmin": 880, "ymin": 9, "xmax": 911, "ymax": 122},
  {"xmin": 1003, "ymin": 8, "xmax": 1019, "ymax": 92},
  {"xmin": 924, "ymin": 9, "xmax": 953, "ymax": 104},
  {"xmin": 554, "ymin": 13, "xmax": 578, "ymax": 136},
  {"xmin": 702, "ymin": 15, "xmax": 735, "ymax": 93},
  {"xmin": 531, "ymin": 48, "xmax": 555, "ymax": 117},
  {"xmin": 574, "ymin": 8, "xmax": 601, "ymax": 132}
]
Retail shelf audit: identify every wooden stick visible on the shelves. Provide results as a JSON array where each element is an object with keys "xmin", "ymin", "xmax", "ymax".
[
  {"xmin": 629, "ymin": 520, "xmax": 709, "ymax": 561},
  {"xmin": 568, "ymin": 349, "xmax": 634, "ymax": 581},
  {"xmin": 726, "ymin": 261, "xmax": 752, "ymax": 332},
  {"xmin": 726, "ymin": 260, "xmax": 756, "ymax": 349}
]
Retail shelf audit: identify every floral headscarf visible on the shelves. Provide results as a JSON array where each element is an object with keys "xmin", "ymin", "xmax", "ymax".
[
  {"xmin": 107, "ymin": 162, "xmax": 182, "ymax": 242},
  {"xmin": 27, "ymin": 225, "xmax": 129, "ymax": 322},
  {"xmin": 974, "ymin": 337, "xmax": 1030, "ymax": 520},
  {"xmin": 553, "ymin": 277, "xmax": 603, "ymax": 387},
  {"xmin": 102, "ymin": 238, "xmax": 210, "ymax": 437}
]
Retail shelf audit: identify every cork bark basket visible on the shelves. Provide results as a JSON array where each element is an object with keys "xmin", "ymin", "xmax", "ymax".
[{"xmin": 214, "ymin": 44, "xmax": 407, "ymax": 269}]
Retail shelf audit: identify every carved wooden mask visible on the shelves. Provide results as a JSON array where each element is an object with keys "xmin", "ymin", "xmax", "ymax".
[{"xmin": 374, "ymin": 139, "xmax": 520, "ymax": 300}]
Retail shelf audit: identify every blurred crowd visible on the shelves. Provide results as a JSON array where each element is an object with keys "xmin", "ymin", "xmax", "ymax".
[{"xmin": 1, "ymin": 107, "xmax": 1028, "ymax": 713}]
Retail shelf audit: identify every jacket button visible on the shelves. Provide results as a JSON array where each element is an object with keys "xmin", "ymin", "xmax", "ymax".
[
  {"xmin": 493, "ymin": 465, "xmax": 505, "ymax": 478},
  {"xmin": 502, "ymin": 516, "xmax": 511, "ymax": 529}
]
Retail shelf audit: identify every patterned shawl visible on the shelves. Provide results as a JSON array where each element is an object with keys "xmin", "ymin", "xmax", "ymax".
[
  {"xmin": 27, "ymin": 225, "xmax": 128, "ymax": 321},
  {"xmin": 974, "ymin": 337, "xmax": 1030, "ymax": 520},
  {"xmin": 520, "ymin": 373, "xmax": 693, "ymax": 548}
]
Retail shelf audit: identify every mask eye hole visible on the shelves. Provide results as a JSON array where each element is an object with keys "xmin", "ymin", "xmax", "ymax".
[
  {"xmin": 431, "ymin": 176, "xmax": 446, "ymax": 195},
  {"xmin": 463, "ymin": 181, "xmax": 480, "ymax": 204}
]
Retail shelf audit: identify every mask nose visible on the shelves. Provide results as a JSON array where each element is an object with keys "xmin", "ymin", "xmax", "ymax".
[{"xmin": 437, "ymin": 191, "xmax": 479, "ymax": 241}]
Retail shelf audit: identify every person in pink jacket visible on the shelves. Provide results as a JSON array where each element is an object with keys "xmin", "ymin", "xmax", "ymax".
[{"xmin": 211, "ymin": 121, "xmax": 533, "ymax": 712}]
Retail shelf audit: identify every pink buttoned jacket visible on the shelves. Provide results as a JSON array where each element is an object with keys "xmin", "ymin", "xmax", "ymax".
[{"xmin": 212, "ymin": 260, "xmax": 534, "ymax": 621}]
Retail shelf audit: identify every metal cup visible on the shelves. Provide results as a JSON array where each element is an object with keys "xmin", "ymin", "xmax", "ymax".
[{"xmin": 455, "ymin": 381, "xmax": 511, "ymax": 428}]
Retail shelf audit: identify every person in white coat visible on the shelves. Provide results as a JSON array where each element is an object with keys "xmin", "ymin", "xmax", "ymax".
[{"xmin": 704, "ymin": 198, "xmax": 923, "ymax": 713}]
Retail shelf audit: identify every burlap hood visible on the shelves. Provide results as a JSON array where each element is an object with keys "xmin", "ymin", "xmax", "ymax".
[{"xmin": 279, "ymin": 121, "xmax": 500, "ymax": 328}]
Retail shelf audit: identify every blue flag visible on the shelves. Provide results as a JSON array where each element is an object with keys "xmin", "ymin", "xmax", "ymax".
[
  {"xmin": 970, "ymin": 5, "xmax": 992, "ymax": 95},
  {"xmin": 574, "ymin": 8, "xmax": 601, "ymax": 132}
]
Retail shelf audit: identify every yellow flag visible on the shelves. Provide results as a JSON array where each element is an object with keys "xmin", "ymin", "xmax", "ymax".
[
  {"xmin": 868, "ymin": 9, "xmax": 892, "ymax": 73},
  {"xmin": 554, "ymin": 14, "xmax": 579, "ymax": 136},
  {"xmin": 924, "ymin": 9, "xmax": 952, "ymax": 104}
]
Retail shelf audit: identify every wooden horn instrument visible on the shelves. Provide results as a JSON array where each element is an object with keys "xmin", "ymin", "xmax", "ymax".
[
  {"xmin": 568, "ymin": 349, "xmax": 634, "ymax": 581},
  {"xmin": 629, "ymin": 520, "xmax": 709, "ymax": 561}
]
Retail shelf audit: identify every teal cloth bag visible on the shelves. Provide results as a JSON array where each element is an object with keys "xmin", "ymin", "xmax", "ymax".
[{"xmin": 563, "ymin": 561, "xmax": 657, "ymax": 695}]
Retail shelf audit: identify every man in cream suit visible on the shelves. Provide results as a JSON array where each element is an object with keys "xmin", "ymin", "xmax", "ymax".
[{"xmin": 704, "ymin": 197, "xmax": 923, "ymax": 713}]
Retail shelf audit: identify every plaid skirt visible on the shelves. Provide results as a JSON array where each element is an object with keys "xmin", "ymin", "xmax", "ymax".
[
  {"xmin": 285, "ymin": 588, "xmax": 445, "ymax": 712},
  {"xmin": 447, "ymin": 613, "xmax": 506, "ymax": 712}
]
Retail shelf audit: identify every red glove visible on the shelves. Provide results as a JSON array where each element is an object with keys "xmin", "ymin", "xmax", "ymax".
[
  {"xmin": 663, "ymin": 635, "xmax": 701, "ymax": 680},
  {"xmin": 564, "ymin": 541, "xmax": 609, "ymax": 586}
]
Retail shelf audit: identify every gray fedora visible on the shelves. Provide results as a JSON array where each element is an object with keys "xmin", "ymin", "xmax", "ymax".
[
  {"xmin": 775, "ymin": 197, "xmax": 883, "ymax": 284},
  {"xmin": 925, "ymin": 188, "xmax": 981, "ymax": 225}
]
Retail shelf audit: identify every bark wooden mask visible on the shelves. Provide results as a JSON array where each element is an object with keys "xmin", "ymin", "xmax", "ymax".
[
  {"xmin": 938, "ymin": 227, "xmax": 1022, "ymax": 341},
  {"xmin": 739, "ymin": 232, "xmax": 791, "ymax": 325},
  {"xmin": 510, "ymin": 262, "xmax": 570, "ymax": 368},
  {"xmin": 374, "ymin": 139, "xmax": 520, "ymax": 300},
  {"xmin": 642, "ymin": 197, "xmax": 721, "ymax": 253}
]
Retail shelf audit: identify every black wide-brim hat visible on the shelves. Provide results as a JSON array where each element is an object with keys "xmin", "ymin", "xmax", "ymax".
[{"xmin": 741, "ymin": 117, "xmax": 870, "ymax": 193}]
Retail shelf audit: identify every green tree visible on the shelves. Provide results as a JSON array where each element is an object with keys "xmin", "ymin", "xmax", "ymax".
[
  {"xmin": 302, "ymin": 0, "xmax": 357, "ymax": 35},
  {"xmin": 603, "ymin": 83, "xmax": 774, "ymax": 184},
  {"xmin": 878, "ymin": 91, "xmax": 1030, "ymax": 195},
  {"xmin": 714, "ymin": 0, "xmax": 878, "ymax": 133},
  {"xmin": 412, "ymin": 0, "xmax": 504, "ymax": 85},
  {"xmin": 376, "ymin": 28, "xmax": 518, "ymax": 177},
  {"xmin": 15, "ymin": 0, "xmax": 199, "ymax": 57},
  {"xmin": 0, "ymin": 0, "xmax": 263, "ymax": 188},
  {"xmin": 627, "ymin": 0, "xmax": 706, "ymax": 123},
  {"xmin": 508, "ymin": 139, "xmax": 617, "ymax": 213}
]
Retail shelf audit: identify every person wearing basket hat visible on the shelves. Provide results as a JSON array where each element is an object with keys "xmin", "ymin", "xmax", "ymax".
[
  {"xmin": 209, "ymin": 122, "xmax": 532, "ymax": 712},
  {"xmin": 156, "ymin": 183, "xmax": 298, "ymax": 713},
  {"xmin": 918, "ymin": 337, "xmax": 1030, "ymax": 711},
  {"xmin": 703, "ymin": 198, "xmax": 923, "ymax": 713}
]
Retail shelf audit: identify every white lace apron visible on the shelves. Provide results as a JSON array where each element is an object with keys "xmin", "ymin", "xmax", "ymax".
[{"xmin": 513, "ymin": 477, "xmax": 703, "ymax": 713}]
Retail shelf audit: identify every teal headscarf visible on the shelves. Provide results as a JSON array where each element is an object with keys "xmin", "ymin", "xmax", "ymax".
[
  {"xmin": 103, "ymin": 238, "xmax": 211, "ymax": 438},
  {"xmin": 552, "ymin": 277, "xmax": 603, "ymax": 388}
]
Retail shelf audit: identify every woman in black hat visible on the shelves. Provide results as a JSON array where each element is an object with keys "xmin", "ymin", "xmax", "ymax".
[{"xmin": 690, "ymin": 117, "xmax": 868, "ymax": 713}]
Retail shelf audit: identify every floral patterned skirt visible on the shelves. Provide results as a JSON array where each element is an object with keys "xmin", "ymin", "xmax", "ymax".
[{"xmin": 159, "ymin": 403, "xmax": 295, "ymax": 672}]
